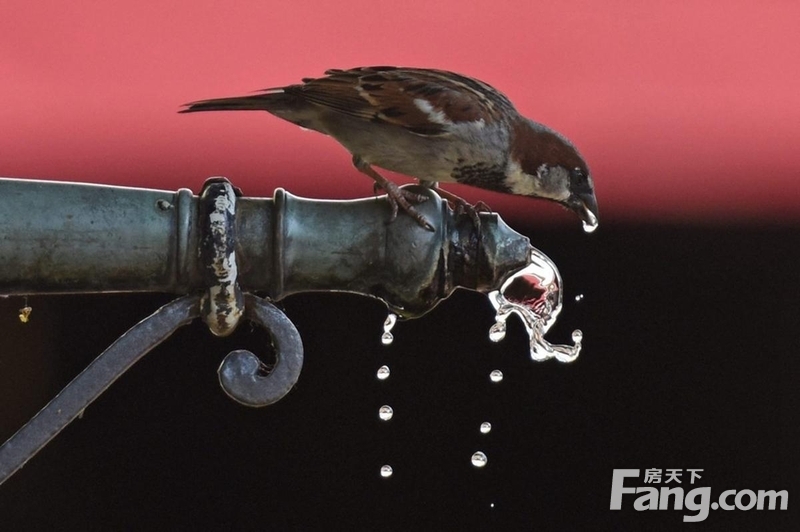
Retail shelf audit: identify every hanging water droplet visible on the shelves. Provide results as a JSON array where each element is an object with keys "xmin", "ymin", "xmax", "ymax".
[
  {"xmin": 381, "ymin": 312, "xmax": 398, "ymax": 345},
  {"xmin": 471, "ymin": 451, "xmax": 488, "ymax": 467},
  {"xmin": 572, "ymin": 329, "xmax": 583, "ymax": 343},
  {"xmin": 581, "ymin": 210, "xmax": 599, "ymax": 233},
  {"xmin": 489, "ymin": 370, "xmax": 504, "ymax": 383},
  {"xmin": 376, "ymin": 365, "xmax": 391, "ymax": 380},
  {"xmin": 380, "ymin": 465, "xmax": 393, "ymax": 478},
  {"xmin": 480, "ymin": 422, "xmax": 492, "ymax": 434},
  {"xmin": 378, "ymin": 405, "xmax": 394, "ymax": 421},
  {"xmin": 488, "ymin": 320, "xmax": 506, "ymax": 342}
]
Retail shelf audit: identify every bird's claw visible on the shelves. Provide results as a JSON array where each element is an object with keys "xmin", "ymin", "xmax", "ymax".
[
  {"xmin": 453, "ymin": 199, "xmax": 492, "ymax": 229},
  {"xmin": 354, "ymin": 157, "xmax": 433, "ymax": 231},
  {"xmin": 375, "ymin": 182, "xmax": 433, "ymax": 231}
]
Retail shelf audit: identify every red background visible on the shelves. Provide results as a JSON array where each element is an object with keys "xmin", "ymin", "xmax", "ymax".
[{"xmin": 2, "ymin": 0, "xmax": 799, "ymax": 225}]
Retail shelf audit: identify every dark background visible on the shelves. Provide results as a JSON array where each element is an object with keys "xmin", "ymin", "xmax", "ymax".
[{"xmin": 1, "ymin": 222, "xmax": 797, "ymax": 530}]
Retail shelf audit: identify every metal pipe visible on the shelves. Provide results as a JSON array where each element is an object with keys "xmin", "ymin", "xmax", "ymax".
[{"xmin": 0, "ymin": 177, "xmax": 531, "ymax": 316}]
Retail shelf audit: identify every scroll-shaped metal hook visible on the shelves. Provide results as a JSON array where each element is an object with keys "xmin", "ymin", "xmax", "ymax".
[
  {"xmin": 0, "ymin": 292, "xmax": 305, "ymax": 486},
  {"xmin": 218, "ymin": 293, "xmax": 304, "ymax": 407}
]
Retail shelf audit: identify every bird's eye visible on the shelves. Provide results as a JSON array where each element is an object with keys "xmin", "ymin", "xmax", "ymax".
[{"xmin": 571, "ymin": 167, "xmax": 587, "ymax": 183}]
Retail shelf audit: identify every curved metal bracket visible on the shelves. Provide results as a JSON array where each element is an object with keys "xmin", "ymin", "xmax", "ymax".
[
  {"xmin": 0, "ymin": 291, "xmax": 305, "ymax": 486},
  {"xmin": 0, "ymin": 294, "xmax": 201, "ymax": 485},
  {"xmin": 218, "ymin": 293, "xmax": 304, "ymax": 407}
]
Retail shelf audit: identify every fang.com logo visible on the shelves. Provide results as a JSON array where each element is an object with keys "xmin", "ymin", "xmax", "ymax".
[{"xmin": 610, "ymin": 469, "xmax": 788, "ymax": 522}]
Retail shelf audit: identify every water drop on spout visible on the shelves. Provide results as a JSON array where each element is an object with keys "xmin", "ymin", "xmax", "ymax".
[
  {"xmin": 376, "ymin": 365, "xmax": 391, "ymax": 380},
  {"xmin": 489, "ymin": 370, "xmax": 504, "ymax": 383},
  {"xmin": 572, "ymin": 329, "xmax": 583, "ymax": 343},
  {"xmin": 471, "ymin": 451, "xmax": 488, "ymax": 468},
  {"xmin": 488, "ymin": 321, "xmax": 506, "ymax": 342},
  {"xmin": 380, "ymin": 465, "xmax": 393, "ymax": 478},
  {"xmin": 480, "ymin": 422, "xmax": 492, "ymax": 434},
  {"xmin": 381, "ymin": 313, "xmax": 397, "ymax": 345},
  {"xmin": 378, "ymin": 405, "xmax": 394, "ymax": 421}
]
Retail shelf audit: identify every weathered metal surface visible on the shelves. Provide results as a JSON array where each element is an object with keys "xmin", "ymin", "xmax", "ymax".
[
  {"xmin": 199, "ymin": 178, "xmax": 244, "ymax": 336},
  {"xmin": 0, "ymin": 178, "xmax": 200, "ymax": 293},
  {"xmin": 0, "ymin": 177, "xmax": 531, "ymax": 316}
]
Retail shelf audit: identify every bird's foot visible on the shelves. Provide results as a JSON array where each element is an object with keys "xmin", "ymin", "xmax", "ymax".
[
  {"xmin": 355, "ymin": 156, "xmax": 434, "ymax": 231},
  {"xmin": 378, "ymin": 181, "xmax": 434, "ymax": 231},
  {"xmin": 422, "ymin": 183, "xmax": 491, "ymax": 229}
]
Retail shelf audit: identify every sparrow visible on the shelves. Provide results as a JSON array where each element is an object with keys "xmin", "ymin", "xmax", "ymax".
[{"xmin": 180, "ymin": 66, "xmax": 598, "ymax": 232}]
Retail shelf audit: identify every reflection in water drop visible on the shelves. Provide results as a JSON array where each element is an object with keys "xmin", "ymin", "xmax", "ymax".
[
  {"xmin": 376, "ymin": 365, "xmax": 391, "ymax": 380},
  {"xmin": 380, "ymin": 465, "xmax": 393, "ymax": 478},
  {"xmin": 378, "ymin": 405, "xmax": 394, "ymax": 421},
  {"xmin": 480, "ymin": 422, "xmax": 492, "ymax": 434},
  {"xmin": 381, "ymin": 313, "xmax": 397, "ymax": 345},
  {"xmin": 488, "ymin": 248, "xmax": 582, "ymax": 363},
  {"xmin": 471, "ymin": 451, "xmax": 488, "ymax": 467},
  {"xmin": 488, "ymin": 321, "xmax": 506, "ymax": 342},
  {"xmin": 489, "ymin": 370, "xmax": 504, "ymax": 383}
]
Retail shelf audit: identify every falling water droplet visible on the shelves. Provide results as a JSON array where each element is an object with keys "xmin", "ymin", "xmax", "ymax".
[
  {"xmin": 471, "ymin": 451, "xmax": 488, "ymax": 467},
  {"xmin": 490, "ymin": 503, "xmax": 495, "ymax": 508},
  {"xmin": 489, "ymin": 370, "xmax": 504, "ymax": 383},
  {"xmin": 381, "ymin": 313, "xmax": 398, "ymax": 345},
  {"xmin": 380, "ymin": 465, "xmax": 393, "ymax": 478},
  {"xmin": 378, "ymin": 405, "xmax": 394, "ymax": 421},
  {"xmin": 575, "ymin": 293, "xmax": 584, "ymax": 302},
  {"xmin": 376, "ymin": 365, "xmax": 391, "ymax": 380},
  {"xmin": 480, "ymin": 422, "xmax": 492, "ymax": 434},
  {"xmin": 488, "ymin": 321, "xmax": 506, "ymax": 342}
]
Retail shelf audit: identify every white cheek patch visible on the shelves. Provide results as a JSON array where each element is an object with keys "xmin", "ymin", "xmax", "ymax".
[
  {"xmin": 505, "ymin": 160, "xmax": 540, "ymax": 196},
  {"xmin": 505, "ymin": 160, "xmax": 571, "ymax": 201}
]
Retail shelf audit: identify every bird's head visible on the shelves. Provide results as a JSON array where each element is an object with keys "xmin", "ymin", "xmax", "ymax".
[{"xmin": 508, "ymin": 119, "xmax": 599, "ymax": 232}]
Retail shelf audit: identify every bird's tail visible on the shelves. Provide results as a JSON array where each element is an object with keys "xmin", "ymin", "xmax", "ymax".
[{"xmin": 179, "ymin": 89, "xmax": 290, "ymax": 113}]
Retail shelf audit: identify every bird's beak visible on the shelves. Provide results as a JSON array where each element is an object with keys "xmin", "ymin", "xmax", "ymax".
[{"xmin": 572, "ymin": 191, "xmax": 599, "ymax": 233}]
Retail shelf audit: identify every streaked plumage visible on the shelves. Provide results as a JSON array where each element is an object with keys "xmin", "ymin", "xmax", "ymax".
[{"xmin": 181, "ymin": 66, "xmax": 598, "ymax": 231}]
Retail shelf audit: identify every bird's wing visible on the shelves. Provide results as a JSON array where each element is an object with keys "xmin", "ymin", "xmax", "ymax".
[{"xmin": 273, "ymin": 66, "xmax": 517, "ymax": 137}]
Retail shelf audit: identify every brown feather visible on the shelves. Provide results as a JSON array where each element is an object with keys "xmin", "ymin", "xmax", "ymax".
[{"xmin": 266, "ymin": 66, "xmax": 518, "ymax": 137}]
